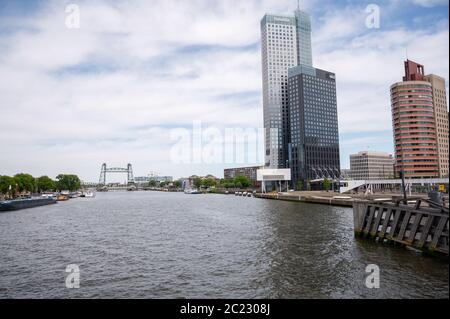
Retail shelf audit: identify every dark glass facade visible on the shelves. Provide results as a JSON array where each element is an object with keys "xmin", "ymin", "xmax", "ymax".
[{"xmin": 287, "ymin": 65, "xmax": 341, "ymax": 187}]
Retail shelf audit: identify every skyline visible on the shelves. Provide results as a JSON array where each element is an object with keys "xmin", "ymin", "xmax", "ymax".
[{"xmin": 0, "ymin": 0, "xmax": 449, "ymax": 182}]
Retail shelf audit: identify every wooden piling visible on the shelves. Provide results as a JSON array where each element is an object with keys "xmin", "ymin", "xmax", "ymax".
[{"xmin": 353, "ymin": 199, "xmax": 449, "ymax": 256}]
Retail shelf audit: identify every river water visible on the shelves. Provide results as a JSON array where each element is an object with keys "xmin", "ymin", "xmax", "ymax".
[{"xmin": 0, "ymin": 192, "xmax": 448, "ymax": 299}]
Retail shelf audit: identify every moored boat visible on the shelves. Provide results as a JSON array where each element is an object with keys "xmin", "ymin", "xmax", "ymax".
[
  {"xmin": 57, "ymin": 195, "xmax": 69, "ymax": 201},
  {"xmin": 0, "ymin": 198, "xmax": 57, "ymax": 212},
  {"xmin": 84, "ymin": 191, "xmax": 96, "ymax": 198},
  {"xmin": 41, "ymin": 193, "xmax": 57, "ymax": 200},
  {"xmin": 184, "ymin": 189, "xmax": 202, "ymax": 195}
]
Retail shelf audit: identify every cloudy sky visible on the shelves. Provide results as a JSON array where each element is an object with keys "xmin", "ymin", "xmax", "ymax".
[{"xmin": 0, "ymin": 0, "xmax": 448, "ymax": 182}]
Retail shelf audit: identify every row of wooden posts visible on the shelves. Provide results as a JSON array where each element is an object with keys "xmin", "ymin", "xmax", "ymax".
[{"xmin": 353, "ymin": 198, "xmax": 449, "ymax": 256}]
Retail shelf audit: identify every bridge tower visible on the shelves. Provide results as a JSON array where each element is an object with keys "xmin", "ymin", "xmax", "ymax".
[
  {"xmin": 127, "ymin": 163, "xmax": 135, "ymax": 186},
  {"xmin": 97, "ymin": 163, "xmax": 135, "ymax": 187},
  {"xmin": 99, "ymin": 163, "xmax": 107, "ymax": 186}
]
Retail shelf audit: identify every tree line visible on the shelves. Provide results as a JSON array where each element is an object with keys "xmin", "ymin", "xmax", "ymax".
[
  {"xmin": 0, "ymin": 174, "xmax": 81, "ymax": 196},
  {"xmin": 146, "ymin": 175, "xmax": 253, "ymax": 190},
  {"xmin": 191, "ymin": 176, "xmax": 252, "ymax": 189}
]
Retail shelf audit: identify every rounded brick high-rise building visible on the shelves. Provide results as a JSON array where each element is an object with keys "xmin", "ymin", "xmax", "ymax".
[{"xmin": 390, "ymin": 60, "xmax": 439, "ymax": 178}]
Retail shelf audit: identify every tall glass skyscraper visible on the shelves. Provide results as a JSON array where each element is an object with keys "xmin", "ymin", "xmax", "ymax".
[
  {"xmin": 294, "ymin": 9, "xmax": 313, "ymax": 67},
  {"xmin": 260, "ymin": 9, "xmax": 313, "ymax": 169},
  {"xmin": 261, "ymin": 7, "xmax": 341, "ymax": 188},
  {"xmin": 288, "ymin": 66, "xmax": 340, "ymax": 187}
]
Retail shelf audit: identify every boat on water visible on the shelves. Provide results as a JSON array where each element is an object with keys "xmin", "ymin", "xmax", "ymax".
[
  {"xmin": 184, "ymin": 189, "xmax": 202, "ymax": 195},
  {"xmin": 41, "ymin": 193, "xmax": 57, "ymax": 200},
  {"xmin": 0, "ymin": 198, "xmax": 57, "ymax": 212},
  {"xmin": 84, "ymin": 191, "xmax": 96, "ymax": 198},
  {"xmin": 57, "ymin": 195, "xmax": 69, "ymax": 201}
]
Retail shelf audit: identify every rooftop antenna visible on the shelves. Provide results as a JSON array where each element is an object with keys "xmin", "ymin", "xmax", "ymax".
[
  {"xmin": 406, "ymin": 47, "xmax": 409, "ymax": 60},
  {"xmin": 297, "ymin": 0, "xmax": 300, "ymax": 10}
]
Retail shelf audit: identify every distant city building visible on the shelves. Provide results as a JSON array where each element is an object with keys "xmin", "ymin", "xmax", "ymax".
[
  {"xmin": 134, "ymin": 176, "xmax": 150, "ymax": 183},
  {"xmin": 81, "ymin": 181, "xmax": 98, "ymax": 188},
  {"xmin": 182, "ymin": 175, "xmax": 219, "ymax": 190},
  {"xmin": 134, "ymin": 175, "xmax": 173, "ymax": 185},
  {"xmin": 349, "ymin": 151, "xmax": 395, "ymax": 180},
  {"xmin": 151, "ymin": 176, "xmax": 173, "ymax": 183},
  {"xmin": 390, "ymin": 60, "xmax": 449, "ymax": 178},
  {"xmin": 288, "ymin": 65, "xmax": 340, "ymax": 186},
  {"xmin": 261, "ymin": 8, "xmax": 313, "ymax": 169},
  {"xmin": 224, "ymin": 166, "xmax": 263, "ymax": 186}
]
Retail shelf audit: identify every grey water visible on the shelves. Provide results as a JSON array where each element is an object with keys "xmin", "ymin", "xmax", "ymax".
[{"xmin": 0, "ymin": 192, "xmax": 448, "ymax": 299}]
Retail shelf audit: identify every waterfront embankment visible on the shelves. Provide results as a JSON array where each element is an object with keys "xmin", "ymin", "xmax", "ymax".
[{"xmin": 254, "ymin": 191, "xmax": 449, "ymax": 208}]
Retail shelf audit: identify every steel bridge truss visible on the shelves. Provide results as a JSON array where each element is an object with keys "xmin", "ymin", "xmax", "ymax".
[{"xmin": 98, "ymin": 163, "xmax": 135, "ymax": 186}]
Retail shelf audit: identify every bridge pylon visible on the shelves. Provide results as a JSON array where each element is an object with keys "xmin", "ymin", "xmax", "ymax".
[{"xmin": 97, "ymin": 163, "xmax": 135, "ymax": 188}]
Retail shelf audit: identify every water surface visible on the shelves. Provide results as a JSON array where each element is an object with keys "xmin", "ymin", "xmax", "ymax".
[{"xmin": 0, "ymin": 192, "xmax": 448, "ymax": 299}]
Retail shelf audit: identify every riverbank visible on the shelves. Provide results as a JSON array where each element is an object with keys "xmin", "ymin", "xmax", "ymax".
[
  {"xmin": 253, "ymin": 191, "xmax": 449, "ymax": 208},
  {"xmin": 255, "ymin": 192, "xmax": 354, "ymax": 207},
  {"xmin": 143, "ymin": 188, "xmax": 449, "ymax": 208}
]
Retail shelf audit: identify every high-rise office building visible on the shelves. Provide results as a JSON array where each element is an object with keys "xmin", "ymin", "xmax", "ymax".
[
  {"xmin": 288, "ymin": 65, "xmax": 340, "ymax": 186},
  {"xmin": 424, "ymin": 74, "xmax": 449, "ymax": 178},
  {"xmin": 390, "ymin": 60, "xmax": 449, "ymax": 178},
  {"xmin": 260, "ymin": 9, "xmax": 313, "ymax": 169}
]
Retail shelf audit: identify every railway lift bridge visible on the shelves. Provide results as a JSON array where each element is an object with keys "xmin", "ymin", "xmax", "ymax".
[{"xmin": 98, "ymin": 163, "xmax": 135, "ymax": 186}]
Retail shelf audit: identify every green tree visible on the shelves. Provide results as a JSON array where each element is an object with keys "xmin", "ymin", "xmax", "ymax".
[
  {"xmin": 234, "ymin": 175, "xmax": 251, "ymax": 188},
  {"xmin": 14, "ymin": 173, "xmax": 36, "ymax": 193},
  {"xmin": 36, "ymin": 176, "xmax": 55, "ymax": 192},
  {"xmin": 222, "ymin": 182, "xmax": 229, "ymax": 189},
  {"xmin": 0, "ymin": 176, "xmax": 16, "ymax": 195},
  {"xmin": 193, "ymin": 177, "xmax": 202, "ymax": 189},
  {"xmin": 219, "ymin": 179, "xmax": 233, "ymax": 188},
  {"xmin": 56, "ymin": 174, "xmax": 81, "ymax": 192},
  {"xmin": 323, "ymin": 179, "xmax": 331, "ymax": 191},
  {"xmin": 148, "ymin": 180, "xmax": 158, "ymax": 187},
  {"xmin": 202, "ymin": 178, "xmax": 217, "ymax": 188},
  {"xmin": 296, "ymin": 180, "xmax": 304, "ymax": 191},
  {"xmin": 173, "ymin": 180, "xmax": 182, "ymax": 188}
]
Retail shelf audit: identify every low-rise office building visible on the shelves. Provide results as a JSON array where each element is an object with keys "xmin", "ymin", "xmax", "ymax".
[
  {"xmin": 135, "ymin": 175, "xmax": 174, "ymax": 186},
  {"xmin": 350, "ymin": 151, "xmax": 395, "ymax": 180}
]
